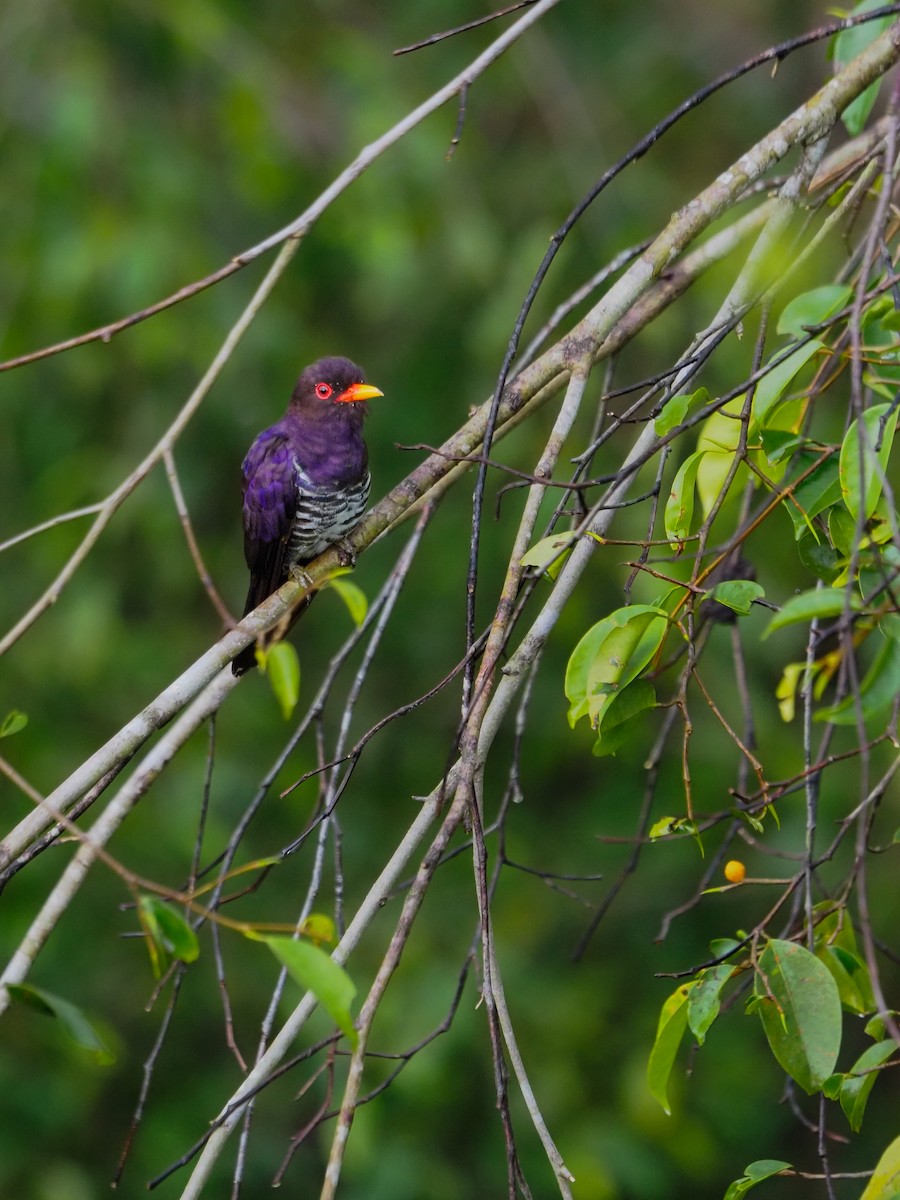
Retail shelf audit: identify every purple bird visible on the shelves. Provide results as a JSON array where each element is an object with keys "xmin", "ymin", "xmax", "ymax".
[{"xmin": 232, "ymin": 356, "xmax": 383, "ymax": 675}]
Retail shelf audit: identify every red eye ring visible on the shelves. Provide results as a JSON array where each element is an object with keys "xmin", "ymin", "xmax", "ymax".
[{"xmin": 315, "ymin": 382, "xmax": 333, "ymax": 400}]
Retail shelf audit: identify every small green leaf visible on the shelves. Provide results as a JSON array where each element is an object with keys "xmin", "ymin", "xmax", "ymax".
[
  {"xmin": 834, "ymin": 0, "xmax": 893, "ymax": 137},
  {"xmin": 816, "ymin": 625, "xmax": 900, "ymax": 724},
  {"xmin": 646, "ymin": 985, "xmax": 691, "ymax": 1114},
  {"xmin": 263, "ymin": 642, "xmax": 301, "ymax": 720},
  {"xmin": 6, "ymin": 983, "xmax": 115, "ymax": 1064},
  {"xmin": 592, "ymin": 679, "xmax": 656, "ymax": 757},
  {"xmin": 752, "ymin": 341, "xmax": 823, "ymax": 430},
  {"xmin": 520, "ymin": 531, "xmax": 577, "ymax": 578},
  {"xmin": 812, "ymin": 903, "xmax": 876, "ymax": 1014},
  {"xmin": 859, "ymin": 1134, "xmax": 900, "ymax": 1200},
  {"xmin": 327, "ymin": 577, "xmax": 368, "ymax": 627},
  {"xmin": 264, "ymin": 936, "xmax": 357, "ymax": 1047},
  {"xmin": 763, "ymin": 587, "xmax": 861, "ymax": 637},
  {"xmin": 139, "ymin": 896, "xmax": 200, "ymax": 972},
  {"xmin": 840, "ymin": 402, "xmax": 898, "ymax": 522},
  {"xmin": 723, "ymin": 1159, "xmax": 793, "ymax": 1200},
  {"xmin": 777, "ymin": 285, "xmax": 852, "ymax": 338},
  {"xmin": 840, "ymin": 1039, "xmax": 895, "ymax": 1132},
  {"xmin": 665, "ymin": 450, "xmax": 705, "ymax": 546},
  {"xmin": 0, "ymin": 710, "xmax": 28, "ymax": 739},
  {"xmin": 710, "ymin": 937, "xmax": 742, "ymax": 960},
  {"xmin": 687, "ymin": 963, "xmax": 735, "ymax": 1045},
  {"xmin": 566, "ymin": 606, "xmax": 667, "ymax": 729},
  {"xmin": 707, "ymin": 580, "xmax": 765, "ymax": 616},
  {"xmin": 785, "ymin": 455, "xmax": 842, "ymax": 540},
  {"xmin": 754, "ymin": 938, "xmax": 842, "ymax": 1094},
  {"xmin": 654, "ymin": 387, "xmax": 708, "ymax": 436}
]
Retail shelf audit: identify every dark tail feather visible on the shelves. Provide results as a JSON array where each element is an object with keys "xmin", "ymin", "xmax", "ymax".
[{"xmin": 232, "ymin": 588, "xmax": 315, "ymax": 677}]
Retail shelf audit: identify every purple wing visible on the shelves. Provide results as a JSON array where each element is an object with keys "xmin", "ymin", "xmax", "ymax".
[{"xmin": 240, "ymin": 427, "xmax": 297, "ymax": 615}]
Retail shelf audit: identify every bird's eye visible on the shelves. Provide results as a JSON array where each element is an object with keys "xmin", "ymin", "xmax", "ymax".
[{"xmin": 315, "ymin": 382, "xmax": 333, "ymax": 400}]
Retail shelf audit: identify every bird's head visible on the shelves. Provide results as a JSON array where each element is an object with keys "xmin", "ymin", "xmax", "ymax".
[{"xmin": 294, "ymin": 356, "xmax": 383, "ymax": 410}]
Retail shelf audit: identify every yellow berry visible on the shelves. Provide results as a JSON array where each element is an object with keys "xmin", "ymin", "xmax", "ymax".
[{"xmin": 724, "ymin": 860, "xmax": 747, "ymax": 884}]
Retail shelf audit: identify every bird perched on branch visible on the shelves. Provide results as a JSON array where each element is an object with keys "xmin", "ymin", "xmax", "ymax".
[{"xmin": 232, "ymin": 356, "xmax": 383, "ymax": 676}]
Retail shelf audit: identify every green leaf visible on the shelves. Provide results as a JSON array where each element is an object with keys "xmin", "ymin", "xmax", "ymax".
[
  {"xmin": 139, "ymin": 896, "xmax": 200, "ymax": 971},
  {"xmin": 816, "ymin": 625, "xmax": 900, "ymax": 724},
  {"xmin": 777, "ymin": 285, "xmax": 852, "ymax": 338},
  {"xmin": 649, "ymin": 816, "xmax": 702, "ymax": 853},
  {"xmin": 710, "ymin": 937, "xmax": 742, "ymax": 960},
  {"xmin": 654, "ymin": 387, "xmax": 708, "ymax": 436},
  {"xmin": 723, "ymin": 1159, "xmax": 793, "ymax": 1200},
  {"xmin": 812, "ymin": 903, "xmax": 876, "ymax": 1014},
  {"xmin": 834, "ymin": 0, "xmax": 893, "ymax": 136},
  {"xmin": 566, "ymin": 606, "xmax": 667, "ymax": 729},
  {"xmin": 687, "ymin": 963, "xmax": 735, "ymax": 1045},
  {"xmin": 520, "ymin": 531, "xmax": 577, "ymax": 578},
  {"xmin": 763, "ymin": 587, "xmax": 861, "ymax": 637},
  {"xmin": 785, "ymin": 455, "xmax": 843, "ymax": 540},
  {"xmin": 0, "ymin": 710, "xmax": 28, "ymax": 739},
  {"xmin": 665, "ymin": 450, "xmax": 705, "ymax": 546},
  {"xmin": 707, "ymin": 580, "xmax": 765, "ymax": 616},
  {"xmin": 327, "ymin": 577, "xmax": 368, "ymax": 627},
  {"xmin": 263, "ymin": 641, "xmax": 301, "ymax": 720},
  {"xmin": 6, "ymin": 983, "xmax": 115, "ymax": 1064},
  {"xmin": 840, "ymin": 1039, "xmax": 895, "ymax": 1132},
  {"xmin": 264, "ymin": 936, "xmax": 357, "ymax": 1047},
  {"xmin": 591, "ymin": 679, "xmax": 656, "ymax": 757},
  {"xmin": 754, "ymin": 938, "xmax": 842, "ymax": 1094},
  {"xmin": 646, "ymin": 985, "xmax": 691, "ymax": 1114},
  {"xmin": 752, "ymin": 341, "xmax": 823, "ymax": 430},
  {"xmin": 840, "ymin": 402, "xmax": 898, "ymax": 522},
  {"xmin": 859, "ymin": 1134, "xmax": 900, "ymax": 1200}
]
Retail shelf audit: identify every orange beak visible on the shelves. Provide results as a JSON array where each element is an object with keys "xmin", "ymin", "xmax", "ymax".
[{"xmin": 336, "ymin": 382, "xmax": 384, "ymax": 404}]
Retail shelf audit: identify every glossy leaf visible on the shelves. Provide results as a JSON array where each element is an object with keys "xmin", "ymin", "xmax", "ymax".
[
  {"xmin": 812, "ymin": 903, "xmax": 876, "ymax": 1014},
  {"xmin": 763, "ymin": 587, "xmax": 861, "ymax": 637},
  {"xmin": 839, "ymin": 402, "xmax": 898, "ymax": 522},
  {"xmin": 6, "ymin": 983, "xmax": 115, "ymax": 1064},
  {"xmin": 264, "ymin": 641, "xmax": 301, "ymax": 720},
  {"xmin": 754, "ymin": 939, "xmax": 842, "ymax": 1094},
  {"xmin": 327, "ymin": 576, "xmax": 368, "ymax": 627},
  {"xmin": 687, "ymin": 963, "xmax": 735, "ymax": 1045},
  {"xmin": 591, "ymin": 679, "xmax": 656, "ymax": 757},
  {"xmin": 647, "ymin": 985, "xmax": 691, "ymax": 1114},
  {"xmin": 776, "ymin": 285, "xmax": 852, "ymax": 338},
  {"xmin": 707, "ymin": 580, "xmax": 765, "ymax": 616},
  {"xmin": 665, "ymin": 450, "xmax": 705, "ymax": 546},
  {"xmin": 859, "ymin": 1134, "xmax": 900, "ymax": 1200},
  {"xmin": 654, "ymin": 387, "xmax": 708, "ymax": 435},
  {"xmin": 840, "ymin": 1039, "xmax": 895, "ymax": 1132},
  {"xmin": 139, "ymin": 896, "xmax": 200, "ymax": 973},
  {"xmin": 752, "ymin": 341, "xmax": 823, "ymax": 430},
  {"xmin": 0, "ymin": 710, "xmax": 27, "ymax": 738},
  {"xmin": 723, "ymin": 1159, "xmax": 793, "ymax": 1200},
  {"xmin": 834, "ymin": 0, "xmax": 893, "ymax": 136},
  {"xmin": 785, "ymin": 455, "xmax": 842, "ymax": 540},
  {"xmin": 567, "ymin": 606, "xmax": 667, "ymax": 729},
  {"xmin": 520, "ymin": 531, "xmax": 577, "ymax": 578},
  {"xmin": 265, "ymin": 935, "xmax": 357, "ymax": 1047},
  {"xmin": 816, "ymin": 624, "xmax": 900, "ymax": 725}
]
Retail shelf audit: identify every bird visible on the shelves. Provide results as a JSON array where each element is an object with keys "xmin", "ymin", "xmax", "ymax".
[{"xmin": 232, "ymin": 355, "xmax": 383, "ymax": 675}]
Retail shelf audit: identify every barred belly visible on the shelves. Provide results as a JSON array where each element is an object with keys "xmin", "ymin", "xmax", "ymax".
[{"xmin": 285, "ymin": 471, "xmax": 371, "ymax": 564}]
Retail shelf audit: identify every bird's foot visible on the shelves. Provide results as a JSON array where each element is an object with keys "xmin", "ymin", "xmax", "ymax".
[
  {"xmin": 288, "ymin": 564, "xmax": 315, "ymax": 591},
  {"xmin": 335, "ymin": 539, "xmax": 357, "ymax": 569}
]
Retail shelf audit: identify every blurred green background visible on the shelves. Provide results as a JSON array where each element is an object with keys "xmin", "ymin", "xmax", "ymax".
[{"xmin": 1, "ymin": 2, "xmax": 898, "ymax": 1197}]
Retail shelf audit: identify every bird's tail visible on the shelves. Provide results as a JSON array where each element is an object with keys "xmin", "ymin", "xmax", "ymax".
[{"xmin": 232, "ymin": 587, "xmax": 315, "ymax": 676}]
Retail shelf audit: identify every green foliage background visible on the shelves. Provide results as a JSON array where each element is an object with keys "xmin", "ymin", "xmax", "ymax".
[{"xmin": 1, "ymin": 2, "xmax": 898, "ymax": 1198}]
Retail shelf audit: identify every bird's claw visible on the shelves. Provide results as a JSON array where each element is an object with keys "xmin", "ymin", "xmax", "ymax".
[
  {"xmin": 288, "ymin": 564, "xmax": 314, "ymax": 590},
  {"xmin": 335, "ymin": 540, "xmax": 357, "ymax": 569}
]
